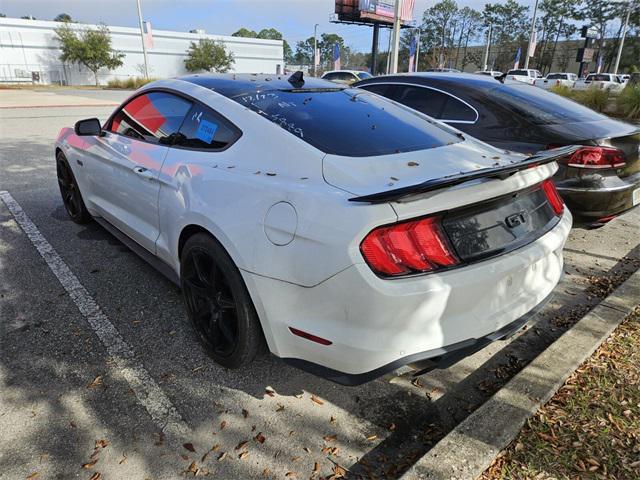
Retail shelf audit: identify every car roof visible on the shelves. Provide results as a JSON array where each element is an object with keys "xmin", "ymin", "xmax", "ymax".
[
  {"xmin": 322, "ymin": 70, "xmax": 361, "ymax": 75},
  {"xmin": 179, "ymin": 73, "xmax": 342, "ymax": 99},
  {"xmin": 356, "ymin": 72, "xmax": 500, "ymax": 89}
]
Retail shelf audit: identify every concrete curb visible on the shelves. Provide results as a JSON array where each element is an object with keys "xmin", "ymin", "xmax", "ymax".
[{"xmin": 406, "ymin": 270, "xmax": 640, "ymax": 480}]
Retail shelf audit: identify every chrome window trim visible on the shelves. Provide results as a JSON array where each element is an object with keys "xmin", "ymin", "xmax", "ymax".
[{"xmin": 358, "ymin": 81, "xmax": 479, "ymax": 125}]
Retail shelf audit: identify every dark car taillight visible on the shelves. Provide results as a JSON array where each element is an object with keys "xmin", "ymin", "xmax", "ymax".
[
  {"xmin": 360, "ymin": 217, "xmax": 459, "ymax": 277},
  {"xmin": 541, "ymin": 179, "xmax": 564, "ymax": 215},
  {"xmin": 554, "ymin": 146, "xmax": 626, "ymax": 169}
]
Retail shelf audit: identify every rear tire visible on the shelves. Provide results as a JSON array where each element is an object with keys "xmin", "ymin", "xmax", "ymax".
[
  {"xmin": 180, "ymin": 233, "xmax": 266, "ymax": 369},
  {"xmin": 56, "ymin": 152, "xmax": 91, "ymax": 224}
]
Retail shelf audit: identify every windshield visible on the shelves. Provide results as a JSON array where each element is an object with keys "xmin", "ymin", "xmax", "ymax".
[
  {"xmin": 356, "ymin": 72, "xmax": 373, "ymax": 80},
  {"xmin": 231, "ymin": 88, "xmax": 461, "ymax": 157},
  {"xmin": 486, "ymin": 83, "xmax": 605, "ymax": 125}
]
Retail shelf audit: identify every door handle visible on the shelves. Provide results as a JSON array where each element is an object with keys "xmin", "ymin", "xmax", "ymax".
[{"xmin": 132, "ymin": 166, "xmax": 155, "ymax": 180}]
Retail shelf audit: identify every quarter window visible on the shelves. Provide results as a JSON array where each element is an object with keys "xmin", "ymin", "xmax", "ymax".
[
  {"xmin": 175, "ymin": 104, "xmax": 241, "ymax": 150},
  {"xmin": 109, "ymin": 91, "xmax": 192, "ymax": 144},
  {"xmin": 394, "ymin": 86, "xmax": 476, "ymax": 122},
  {"xmin": 359, "ymin": 83, "xmax": 392, "ymax": 96}
]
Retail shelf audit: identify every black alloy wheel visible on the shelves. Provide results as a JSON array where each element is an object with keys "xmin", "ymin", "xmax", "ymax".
[
  {"xmin": 181, "ymin": 233, "xmax": 265, "ymax": 368},
  {"xmin": 56, "ymin": 153, "xmax": 91, "ymax": 224}
]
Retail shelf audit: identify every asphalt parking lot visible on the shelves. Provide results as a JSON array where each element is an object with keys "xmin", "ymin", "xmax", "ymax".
[{"xmin": 1, "ymin": 88, "xmax": 639, "ymax": 480}]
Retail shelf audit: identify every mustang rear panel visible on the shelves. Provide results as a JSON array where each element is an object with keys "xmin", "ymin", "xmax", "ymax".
[{"xmin": 442, "ymin": 186, "xmax": 559, "ymax": 262}]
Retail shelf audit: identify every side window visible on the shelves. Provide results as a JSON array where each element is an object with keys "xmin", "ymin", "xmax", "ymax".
[
  {"xmin": 175, "ymin": 104, "xmax": 241, "ymax": 150},
  {"xmin": 109, "ymin": 91, "xmax": 192, "ymax": 144},
  {"xmin": 323, "ymin": 73, "xmax": 338, "ymax": 81},
  {"xmin": 440, "ymin": 97, "xmax": 477, "ymax": 122},
  {"xmin": 394, "ymin": 86, "xmax": 449, "ymax": 118},
  {"xmin": 359, "ymin": 83, "xmax": 392, "ymax": 97}
]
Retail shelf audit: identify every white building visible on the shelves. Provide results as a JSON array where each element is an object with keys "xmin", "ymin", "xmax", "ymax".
[{"xmin": 0, "ymin": 17, "xmax": 284, "ymax": 85}]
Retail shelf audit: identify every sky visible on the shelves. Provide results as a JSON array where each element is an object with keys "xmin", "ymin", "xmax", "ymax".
[{"xmin": 1, "ymin": 0, "xmax": 538, "ymax": 52}]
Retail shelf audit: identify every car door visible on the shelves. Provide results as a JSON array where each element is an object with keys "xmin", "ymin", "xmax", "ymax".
[
  {"xmin": 154, "ymin": 101, "xmax": 243, "ymax": 267},
  {"xmin": 89, "ymin": 91, "xmax": 192, "ymax": 252}
]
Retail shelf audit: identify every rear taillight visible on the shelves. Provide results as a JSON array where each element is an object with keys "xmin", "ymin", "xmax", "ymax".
[
  {"xmin": 551, "ymin": 146, "xmax": 626, "ymax": 169},
  {"xmin": 360, "ymin": 217, "xmax": 459, "ymax": 277},
  {"xmin": 542, "ymin": 179, "xmax": 564, "ymax": 215}
]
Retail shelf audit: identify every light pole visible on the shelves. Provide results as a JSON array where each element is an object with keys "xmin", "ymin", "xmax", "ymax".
[
  {"xmin": 389, "ymin": 0, "xmax": 402, "ymax": 73},
  {"xmin": 482, "ymin": 24, "xmax": 492, "ymax": 71},
  {"xmin": 136, "ymin": 0, "xmax": 150, "ymax": 79},
  {"xmin": 613, "ymin": 1, "xmax": 632, "ymax": 75},
  {"xmin": 524, "ymin": 0, "xmax": 539, "ymax": 69},
  {"xmin": 313, "ymin": 24, "xmax": 319, "ymax": 76}
]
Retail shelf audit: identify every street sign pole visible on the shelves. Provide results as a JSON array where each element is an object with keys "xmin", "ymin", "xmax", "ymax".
[
  {"xmin": 524, "ymin": 0, "xmax": 539, "ymax": 69},
  {"xmin": 136, "ymin": 0, "xmax": 149, "ymax": 79},
  {"xmin": 390, "ymin": 0, "xmax": 402, "ymax": 74},
  {"xmin": 613, "ymin": 3, "xmax": 631, "ymax": 75}
]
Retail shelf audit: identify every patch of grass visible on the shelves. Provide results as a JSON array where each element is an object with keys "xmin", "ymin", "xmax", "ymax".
[
  {"xmin": 548, "ymin": 84, "xmax": 574, "ymax": 98},
  {"xmin": 106, "ymin": 77, "xmax": 157, "ymax": 89},
  {"xmin": 482, "ymin": 308, "xmax": 640, "ymax": 480},
  {"xmin": 572, "ymin": 87, "xmax": 611, "ymax": 112},
  {"xmin": 616, "ymin": 84, "xmax": 640, "ymax": 120}
]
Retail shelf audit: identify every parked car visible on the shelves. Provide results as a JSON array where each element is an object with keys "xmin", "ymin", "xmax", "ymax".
[
  {"xmin": 474, "ymin": 70, "xmax": 503, "ymax": 78},
  {"xmin": 354, "ymin": 73, "xmax": 640, "ymax": 223},
  {"xmin": 535, "ymin": 72, "xmax": 577, "ymax": 90},
  {"xmin": 574, "ymin": 73, "xmax": 626, "ymax": 93},
  {"xmin": 56, "ymin": 73, "xmax": 572, "ymax": 385},
  {"xmin": 321, "ymin": 69, "xmax": 372, "ymax": 85},
  {"xmin": 506, "ymin": 68, "xmax": 543, "ymax": 85}
]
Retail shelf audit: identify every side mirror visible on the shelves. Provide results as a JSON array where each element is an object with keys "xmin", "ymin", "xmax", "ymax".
[{"xmin": 74, "ymin": 118, "xmax": 102, "ymax": 136}]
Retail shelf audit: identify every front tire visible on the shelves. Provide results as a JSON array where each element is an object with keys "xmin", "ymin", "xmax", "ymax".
[
  {"xmin": 180, "ymin": 233, "xmax": 266, "ymax": 369},
  {"xmin": 56, "ymin": 152, "xmax": 91, "ymax": 224}
]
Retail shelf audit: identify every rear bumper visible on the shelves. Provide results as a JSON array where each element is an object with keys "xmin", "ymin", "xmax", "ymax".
[
  {"xmin": 556, "ymin": 171, "xmax": 640, "ymax": 219},
  {"xmin": 244, "ymin": 210, "xmax": 572, "ymax": 384}
]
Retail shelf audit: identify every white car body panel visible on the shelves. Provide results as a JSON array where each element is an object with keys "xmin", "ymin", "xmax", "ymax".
[
  {"xmin": 535, "ymin": 73, "xmax": 577, "ymax": 90},
  {"xmin": 574, "ymin": 73, "xmax": 626, "ymax": 93},
  {"xmin": 56, "ymin": 76, "xmax": 571, "ymax": 382},
  {"xmin": 506, "ymin": 69, "xmax": 542, "ymax": 85}
]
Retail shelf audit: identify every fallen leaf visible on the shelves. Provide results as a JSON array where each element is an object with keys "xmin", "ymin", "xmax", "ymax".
[
  {"xmin": 69, "ymin": 421, "xmax": 77, "ymax": 429},
  {"xmin": 188, "ymin": 462, "xmax": 198, "ymax": 474},
  {"xmin": 201, "ymin": 451, "xmax": 209, "ymax": 462},
  {"xmin": 87, "ymin": 376, "xmax": 103, "ymax": 389},
  {"xmin": 407, "ymin": 161, "xmax": 419, "ymax": 167},
  {"xmin": 285, "ymin": 472, "xmax": 296, "ymax": 478},
  {"xmin": 180, "ymin": 454, "xmax": 189, "ymax": 461},
  {"xmin": 311, "ymin": 395, "xmax": 324, "ymax": 405},
  {"xmin": 366, "ymin": 435, "xmax": 377, "ymax": 441},
  {"xmin": 333, "ymin": 464, "xmax": 347, "ymax": 478},
  {"xmin": 255, "ymin": 432, "xmax": 266, "ymax": 444},
  {"xmin": 330, "ymin": 416, "xmax": 336, "ymax": 423},
  {"xmin": 26, "ymin": 473, "xmax": 40, "ymax": 479},
  {"xmin": 239, "ymin": 450, "xmax": 250, "ymax": 460},
  {"xmin": 265, "ymin": 386, "xmax": 276, "ymax": 397},
  {"xmin": 154, "ymin": 432, "xmax": 165, "ymax": 446},
  {"xmin": 313, "ymin": 462, "xmax": 320, "ymax": 473},
  {"xmin": 242, "ymin": 409, "xmax": 249, "ymax": 418},
  {"xmin": 235, "ymin": 441, "xmax": 248, "ymax": 451},
  {"xmin": 183, "ymin": 443, "xmax": 196, "ymax": 453},
  {"xmin": 262, "ymin": 467, "xmax": 270, "ymax": 477},
  {"xmin": 119, "ymin": 453, "xmax": 128, "ymax": 465},
  {"xmin": 95, "ymin": 439, "xmax": 109, "ymax": 449},
  {"xmin": 219, "ymin": 420, "xmax": 226, "ymax": 430},
  {"xmin": 89, "ymin": 473, "xmax": 102, "ymax": 480},
  {"xmin": 303, "ymin": 447, "xmax": 311, "ymax": 453},
  {"xmin": 323, "ymin": 434, "xmax": 337, "ymax": 442},
  {"xmin": 82, "ymin": 460, "xmax": 98, "ymax": 469},
  {"xmin": 276, "ymin": 404, "xmax": 285, "ymax": 412},
  {"xmin": 210, "ymin": 444, "xmax": 220, "ymax": 452},
  {"xmin": 217, "ymin": 452, "xmax": 227, "ymax": 461},
  {"xmin": 388, "ymin": 423, "xmax": 396, "ymax": 431}
]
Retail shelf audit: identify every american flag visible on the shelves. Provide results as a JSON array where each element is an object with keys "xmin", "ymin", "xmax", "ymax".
[
  {"xmin": 513, "ymin": 47, "xmax": 521, "ymax": 70},
  {"xmin": 333, "ymin": 43, "xmax": 341, "ymax": 70},
  {"xmin": 408, "ymin": 35, "xmax": 417, "ymax": 72}
]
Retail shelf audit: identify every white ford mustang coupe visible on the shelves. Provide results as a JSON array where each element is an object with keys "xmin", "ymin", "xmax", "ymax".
[{"xmin": 55, "ymin": 73, "xmax": 573, "ymax": 385}]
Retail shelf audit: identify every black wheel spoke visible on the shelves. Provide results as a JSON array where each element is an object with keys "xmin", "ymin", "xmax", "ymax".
[
  {"xmin": 183, "ymin": 277, "xmax": 210, "ymax": 298},
  {"xmin": 217, "ymin": 296, "xmax": 235, "ymax": 311},
  {"xmin": 217, "ymin": 317, "xmax": 236, "ymax": 346}
]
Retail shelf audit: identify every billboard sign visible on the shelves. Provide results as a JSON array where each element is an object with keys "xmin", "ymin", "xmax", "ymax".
[{"xmin": 335, "ymin": 0, "xmax": 415, "ymax": 26}]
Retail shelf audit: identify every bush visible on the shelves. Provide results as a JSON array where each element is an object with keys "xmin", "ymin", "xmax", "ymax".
[
  {"xmin": 573, "ymin": 87, "xmax": 610, "ymax": 112},
  {"xmin": 616, "ymin": 84, "xmax": 640, "ymax": 120},
  {"xmin": 106, "ymin": 77, "xmax": 156, "ymax": 89},
  {"xmin": 548, "ymin": 84, "xmax": 573, "ymax": 98}
]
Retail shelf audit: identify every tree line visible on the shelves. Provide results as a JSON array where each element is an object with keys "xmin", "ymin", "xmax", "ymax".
[{"xmin": 404, "ymin": 0, "xmax": 639, "ymax": 73}]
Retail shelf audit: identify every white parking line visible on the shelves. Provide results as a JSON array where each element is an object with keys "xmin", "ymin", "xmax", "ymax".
[{"xmin": 0, "ymin": 190, "xmax": 189, "ymax": 439}]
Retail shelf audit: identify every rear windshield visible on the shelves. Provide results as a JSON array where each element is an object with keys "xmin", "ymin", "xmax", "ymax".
[
  {"xmin": 586, "ymin": 74, "xmax": 611, "ymax": 82},
  {"xmin": 509, "ymin": 70, "xmax": 529, "ymax": 76},
  {"xmin": 486, "ymin": 83, "xmax": 605, "ymax": 125},
  {"xmin": 546, "ymin": 74, "xmax": 566, "ymax": 80},
  {"xmin": 232, "ymin": 88, "xmax": 460, "ymax": 156}
]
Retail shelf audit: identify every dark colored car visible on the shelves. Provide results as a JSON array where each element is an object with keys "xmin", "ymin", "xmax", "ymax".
[{"xmin": 354, "ymin": 73, "xmax": 640, "ymax": 224}]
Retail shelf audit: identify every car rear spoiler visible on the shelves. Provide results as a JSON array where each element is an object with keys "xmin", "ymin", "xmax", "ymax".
[{"xmin": 348, "ymin": 145, "xmax": 579, "ymax": 204}]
